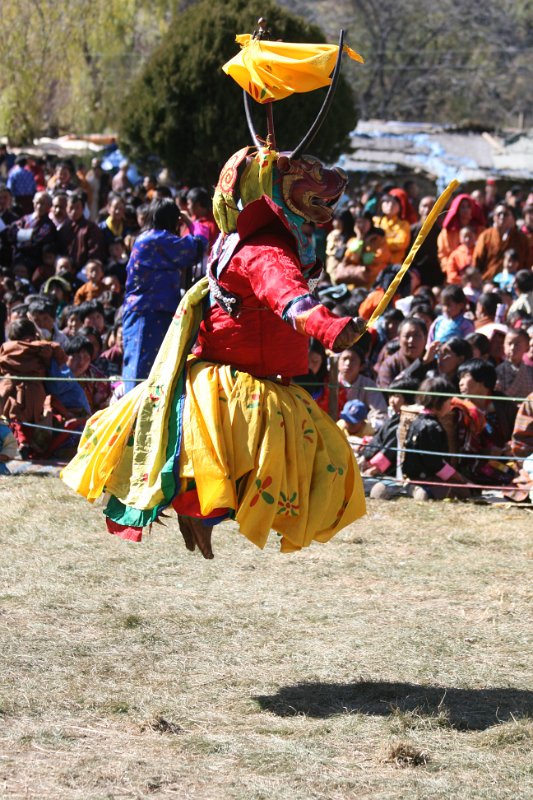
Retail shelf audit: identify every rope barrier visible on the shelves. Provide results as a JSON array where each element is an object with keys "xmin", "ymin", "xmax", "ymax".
[
  {"xmin": 364, "ymin": 445, "xmax": 528, "ymax": 462},
  {"xmin": 21, "ymin": 421, "xmax": 82, "ymax": 436},
  {"xmin": 364, "ymin": 385, "xmax": 526, "ymax": 403},
  {"xmin": 0, "ymin": 374, "xmax": 142, "ymax": 383},
  {"xmin": 369, "ymin": 475, "xmax": 530, "ymax": 494},
  {"xmin": 1, "ymin": 374, "xmax": 525, "ymax": 405}
]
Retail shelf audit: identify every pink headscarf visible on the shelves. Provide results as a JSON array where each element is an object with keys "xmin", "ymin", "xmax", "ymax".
[{"xmin": 442, "ymin": 193, "xmax": 485, "ymax": 231}]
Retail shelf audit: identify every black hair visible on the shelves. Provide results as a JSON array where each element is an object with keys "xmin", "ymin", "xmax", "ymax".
[
  {"xmin": 186, "ymin": 186, "xmax": 210, "ymax": 209},
  {"xmin": 383, "ymin": 307, "xmax": 405, "ymax": 323},
  {"xmin": 68, "ymin": 190, "xmax": 87, "ymax": 206},
  {"xmin": 465, "ymin": 331, "xmax": 490, "ymax": 357},
  {"xmin": 7, "ymin": 318, "xmax": 38, "ymax": 341},
  {"xmin": 442, "ymin": 336, "xmax": 473, "ymax": 361},
  {"xmin": 333, "ymin": 209, "xmax": 355, "ymax": 240},
  {"xmin": 515, "ymin": 270, "xmax": 533, "ymax": 294},
  {"xmin": 28, "ymin": 298, "xmax": 56, "ymax": 317},
  {"xmin": 505, "ymin": 327, "xmax": 530, "ymax": 345},
  {"xmin": 441, "ymin": 285, "xmax": 467, "ymax": 304},
  {"xmin": 398, "ymin": 316, "xmax": 428, "ymax": 337},
  {"xmin": 476, "ymin": 291, "xmax": 500, "ymax": 318},
  {"xmin": 343, "ymin": 343, "xmax": 367, "ymax": 364},
  {"xmin": 64, "ymin": 334, "xmax": 94, "ymax": 358},
  {"xmin": 457, "ymin": 358, "xmax": 497, "ymax": 391},
  {"xmin": 77, "ymin": 299, "xmax": 104, "ymax": 320},
  {"xmin": 155, "ymin": 185, "xmax": 173, "ymax": 199},
  {"xmin": 388, "ymin": 376, "xmax": 419, "ymax": 402},
  {"xmin": 416, "ymin": 376, "xmax": 455, "ymax": 410},
  {"xmin": 150, "ymin": 198, "xmax": 180, "ymax": 232},
  {"xmin": 410, "ymin": 302, "xmax": 435, "ymax": 322}
]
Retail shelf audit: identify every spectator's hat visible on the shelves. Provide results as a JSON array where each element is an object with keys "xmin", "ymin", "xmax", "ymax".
[{"xmin": 339, "ymin": 399, "xmax": 369, "ymax": 425}]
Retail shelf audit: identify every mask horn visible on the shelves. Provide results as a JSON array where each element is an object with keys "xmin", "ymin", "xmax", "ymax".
[
  {"xmin": 289, "ymin": 29, "xmax": 345, "ymax": 161},
  {"xmin": 243, "ymin": 90, "xmax": 262, "ymax": 148}
]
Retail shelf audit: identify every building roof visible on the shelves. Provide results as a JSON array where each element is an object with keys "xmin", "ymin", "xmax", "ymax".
[{"xmin": 338, "ymin": 120, "xmax": 533, "ymax": 190}]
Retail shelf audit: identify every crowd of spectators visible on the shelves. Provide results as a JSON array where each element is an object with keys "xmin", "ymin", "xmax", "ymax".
[{"xmin": 0, "ymin": 148, "xmax": 531, "ymax": 500}]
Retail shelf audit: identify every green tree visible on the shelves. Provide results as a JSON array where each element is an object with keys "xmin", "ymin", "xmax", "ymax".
[{"xmin": 119, "ymin": 0, "xmax": 358, "ymax": 186}]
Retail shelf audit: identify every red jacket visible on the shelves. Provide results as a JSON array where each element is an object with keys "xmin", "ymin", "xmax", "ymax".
[{"xmin": 193, "ymin": 197, "xmax": 352, "ymax": 379}]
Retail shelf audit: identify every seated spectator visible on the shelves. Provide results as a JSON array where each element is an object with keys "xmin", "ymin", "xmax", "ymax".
[
  {"xmin": 66, "ymin": 191, "xmax": 105, "ymax": 270},
  {"xmin": 377, "ymin": 317, "xmax": 427, "ymax": 387},
  {"xmin": 410, "ymin": 300, "xmax": 435, "ymax": 332},
  {"xmin": 373, "ymin": 193, "xmax": 411, "ymax": 264},
  {"xmin": 457, "ymin": 358, "xmax": 516, "ymax": 451},
  {"xmin": 465, "ymin": 331, "xmax": 491, "ymax": 360},
  {"xmin": 428, "ymin": 285, "xmax": 475, "ymax": 343},
  {"xmin": 409, "ymin": 195, "xmax": 444, "ymax": 287},
  {"xmin": 493, "ymin": 248, "xmax": 521, "ymax": 293},
  {"xmin": 370, "ymin": 307, "xmax": 404, "ymax": 371},
  {"xmin": 337, "ymin": 344, "xmax": 388, "ymax": 429},
  {"xmin": 64, "ymin": 334, "xmax": 111, "ymax": 412},
  {"xmin": 336, "ymin": 399, "xmax": 374, "ymax": 438},
  {"xmin": 461, "ymin": 266, "xmax": 484, "ymax": 306},
  {"xmin": 473, "ymin": 203, "xmax": 530, "ymax": 280},
  {"xmin": 509, "ymin": 392, "xmax": 533, "ymax": 459},
  {"xmin": 6, "ymin": 191, "xmax": 57, "ymax": 272},
  {"xmin": 402, "ymin": 376, "xmax": 470, "ymax": 500},
  {"xmin": 59, "ymin": 305, "xmax": 82, "ymax": 337},
  {"xmin": 359, "ymin": 377, "xmax": 419, "ymax": 479},
  {"xmin": 27, "ymin": 297, "xmax": 69, "ymax": 348},
  {"xmin": 325, "ymin": 210, "xmax": 354, "ymax": 282},
  {"xmin": 438, "ymin": 193, "xmax": 485, "ymax": 273},
  {"xmin": 42, "ymin": 275, "xmax": 73, "ymax": 318},
  {"xmin": 496, "ymin": 328, "xmax": 533, "ymax": 399},
  {"xmin": 335, "ymin": 211, "xmax": 390, "ymax": 288},
  {"xmin": 0, "ymin": 318, "xmax": 68, "ymax": 456},
  {"xmin": 445, "ymin": 226, "xmax": 476, "ymax": 285},
  {"xmin": 76, "ymin": 299, "xmax": 106, "ymax": 334},
  {"xmin": 31, "ymin": 243, "xmax": 58, "ymax": 290},
  {"xmin": 508, "ymin": 270, "xmax": 533, "ymax": 318},
  {"xmin": 74, "ymin": 259, "xmax": 105, "ymax": 305},
  {"xmin": 437, "ymin": 193, "xmax": 485, "ymax": 275},
  {"xmin": 99, "ymin": 193, "xmax": 127, "ymax": 255},
  {"xmin": 98, "ymin": 324, "xmax": 123, "ymax": 376},
  {"xmin": 401, "ymin": 335, "xmax": 473, "ymax": 389}
]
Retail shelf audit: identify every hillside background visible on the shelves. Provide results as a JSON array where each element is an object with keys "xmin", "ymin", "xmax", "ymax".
[{"xmin": 1, "ymin": 0, "xmax": 531, "ymax": 144}]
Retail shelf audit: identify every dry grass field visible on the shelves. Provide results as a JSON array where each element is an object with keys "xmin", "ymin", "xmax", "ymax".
[{"xmin": 1, "ymin": 476, "xmax": 532, "ymax": 799}]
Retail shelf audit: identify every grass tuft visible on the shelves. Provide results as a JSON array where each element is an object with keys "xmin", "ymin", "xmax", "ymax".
[{"xmin": 384, "ymin": 741, "xmax": 429, "ymax": 767}]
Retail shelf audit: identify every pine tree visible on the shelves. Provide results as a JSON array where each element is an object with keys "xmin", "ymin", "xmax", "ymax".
[{"xmin": 119, "ymin": 0, "xmax": 357, "ymax": 186}]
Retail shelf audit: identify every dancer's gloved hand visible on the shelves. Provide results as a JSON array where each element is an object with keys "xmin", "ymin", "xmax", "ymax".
[
  {"xmin": 331, "ymin": 316, "xmax": 367, "ymax": 352},
  {"xmin": 178, "ymin": 515, "xmax": 214, "ymax": 559}
]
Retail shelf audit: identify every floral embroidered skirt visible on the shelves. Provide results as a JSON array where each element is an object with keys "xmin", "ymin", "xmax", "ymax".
[{"xmin": 62, "ymin": 280, "xmax": 365, "ymax": 553}]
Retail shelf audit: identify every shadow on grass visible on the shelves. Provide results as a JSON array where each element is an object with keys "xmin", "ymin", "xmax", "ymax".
[{"xmin": 254, "ymin": 681, "xmax": 533, "ymax": 730}]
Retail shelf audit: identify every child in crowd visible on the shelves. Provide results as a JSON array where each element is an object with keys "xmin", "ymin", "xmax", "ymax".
[
  {"xmin": 445, "ymin": 226, "xmax": 476, "ymax": 285},
  {"xmin": 457, "ymin": 358, "xmax": 515, "ymax": 448},
  {"xmin": 493, "ymin": 248, "xmax": 520, "ymax": 294},
  {"xmin": 465, "ymin": 331, "xmax": 491, "ymax": 360},
  {"xmin": 402, "ymin": 376, "xmax": 470, "ymax": 500},
  {"xmin": 428, "ymin": 285, "xmax": 475, "ymax": 343},
  {"xmin": 27, "ymin": 297, "xmax": 69, "ymax": 348},
  {"xmin": 74, "ymin": 259, "xmax": 105, "ymax": 305},
  {"xmin": 0, "ymin": 318, "xmax": 69, "ymax": 456},
  {"xmin": 461, "ymin": 266, "xmax": 484, "ymax": 305},
  {"xmin": 64, "ymin": 333, "xmax": 111, "ymax": 412},
  {"xmin": 337, "ymin": 344, "xmax": 388, "ymax": 429},
  {"xmin": 337, "ymin": 399, "xmax": 373, "ymax": 438},
  {"xmin": 509, "ymin": 270, "xmax": 533, "ymax": 317},
  {"xmin": 359, "ymin": 377, "xmax": 419, "ymax": 479},
  {"xmin": 496, "ymin": 328, "xmax": 533, "ymax": 398}
]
